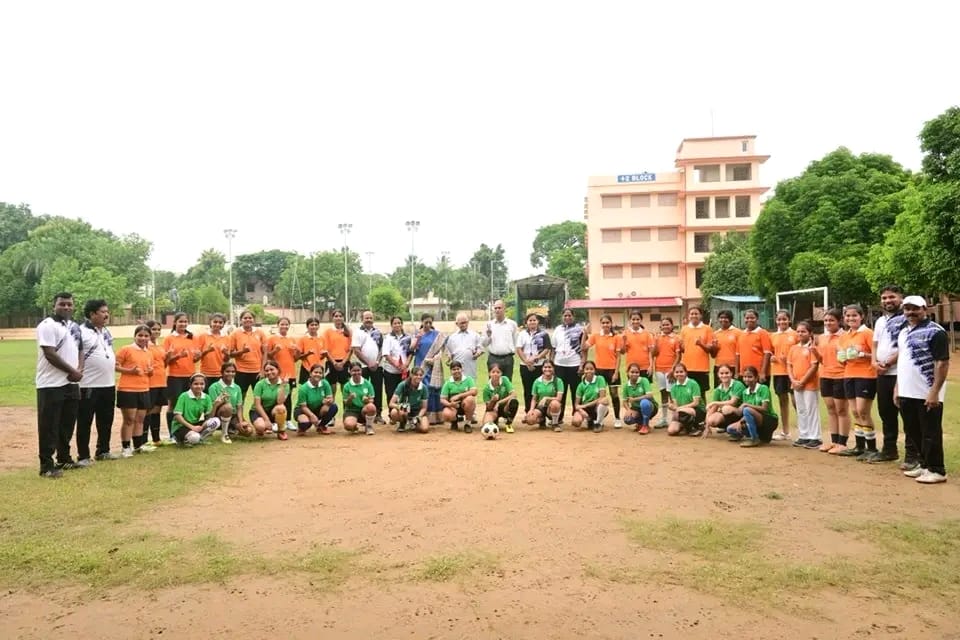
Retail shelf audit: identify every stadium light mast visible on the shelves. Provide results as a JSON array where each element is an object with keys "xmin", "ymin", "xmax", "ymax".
[
  {"xmin": 223, "ymin": 228, "xmax": 237, "ymax": 325},
  {"xmin": 405, "ymin": 220, "xmax": 420, "ymax": 322},
  {"xmin": 338, "ymin": 224, "xmax": 352, "ymax": 318}
]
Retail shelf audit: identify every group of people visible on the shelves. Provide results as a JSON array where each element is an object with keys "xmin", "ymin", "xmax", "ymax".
[{"xmin": 35, "ymin": 288, "xmax": 949, "ymax": 485}]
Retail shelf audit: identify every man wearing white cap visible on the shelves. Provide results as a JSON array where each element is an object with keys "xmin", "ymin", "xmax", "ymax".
[{"xmin": 895, "ymin": 296, "xmax": 949, "ymax": 484}]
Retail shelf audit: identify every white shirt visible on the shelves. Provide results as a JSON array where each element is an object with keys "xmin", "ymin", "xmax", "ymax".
[
  {"xmin": 351, "ymin": 326, "xmax": 381, "ymax": 366},
  {"xmin": 446, "ymin": 329, "xmax": 484, "ymax": 379},
  {"xmin": 873, "ymin": 314, "xmax": 900, "ymax": 376},
  {"xmin": 896, "ymin": 319, "xmax": 948, "ymax": 401},
  {"xmin": 79, "ymin": 322, "xmax": 116, "ymax": 388},
  {"xmin": 516, "ymin": 329, "xmax": 551, "ymax": 366},
  {"xmin": 552, "ymin": 323, "xmax": 585, "ymax": 368},
  {"xmin": 381, "ymin": 333, "xmax": 409, "ymax": 375},
  {"xmin": 36, "ymin": 316, "xmax": 80, "ymax": 388},
  {"xmin": 483, "ymin": 318, "xmax": 518, "ymax": 356}
]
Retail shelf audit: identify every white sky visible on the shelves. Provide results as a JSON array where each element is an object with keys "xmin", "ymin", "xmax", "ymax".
[{"xmin": 1, "ymin": 1, "xmax": 956, "ymax": 279}]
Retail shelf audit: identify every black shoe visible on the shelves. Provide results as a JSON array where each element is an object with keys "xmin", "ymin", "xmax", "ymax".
[
  {"xmin": 838, "ymin": 447, "xmax": 864, "ymax": 457},
  {"xmin": 591, "ymin": 423, "xmax": 602, "ymax": 433},
  {"xmin": 793, "ymin": 438, "xmax": 811, "ymax": 447},
  {"xmin": 450, "ymin": 422, "xmax": 459, "ymax": 431},
  {"xmin": 804, "ymin": 439, "xmax": 823, "ymax": 449},
  {"xmin": 899, "ymin": 458, "xmax": 920, "ymax": 471},
  {"xmin": 868, "ymin": 450, "xmax": 899, "ymax": 463},
  {"xmin": 396, "ymin": 423, "xmax": 407, "ymax": 433},
  {"xmin": 463, "ymin": 423, "xmax": 473, "ymax": 434},
  {"xmin": 57, "ymin": 461, "xmax": 82, "ymax": 470},
  {"xmin": 40, "ymin": 468, "xmax": 63, "ymax": 479},
  {"xmin": 857, "ymin": 450, "xmax": 878, "ymax": 462}
]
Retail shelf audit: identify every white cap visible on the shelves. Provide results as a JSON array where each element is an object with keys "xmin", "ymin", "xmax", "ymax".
[{"xmin": 902, "ymin": 295, "xmax": 927, "ymax": 308}]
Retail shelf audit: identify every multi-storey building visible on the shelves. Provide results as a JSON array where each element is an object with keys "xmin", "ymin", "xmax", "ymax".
[{"xmin": 568, "ymin": 135, "xmax": 769, "ymax": 326}]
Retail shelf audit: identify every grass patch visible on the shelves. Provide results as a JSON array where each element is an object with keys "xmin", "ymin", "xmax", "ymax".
[
  {"xmin": 763, "ymin": 491, "xmax": 784, "ymax": 500},
  {"xmin": 413, "ymin": 550, "xmax": 498, "ymax": 582},
  {"xmin": 622, "ymin": 516, "xmax": 762, "ymax": 557}
]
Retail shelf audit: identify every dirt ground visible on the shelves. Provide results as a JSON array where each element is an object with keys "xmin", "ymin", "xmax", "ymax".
[{"xmin": 2, "ymin": 405, "xmax": 958, "ymax": 639}]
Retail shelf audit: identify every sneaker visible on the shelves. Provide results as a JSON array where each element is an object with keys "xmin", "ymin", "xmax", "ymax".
[
  {"xmin": 903, "ymin": 466, "xmax": 926, "ymax": 478},
  {"xmin": 868, "ymin": 450, "xmax": 899, "ymax": 463},
  {"xmin": 271, "ymin": 423, "xmax": 278, "ymax": 433},
  {"xmin": 856, "ymin": 451, "xmax": 878, "ymax": 462},
  {"xmin": 166, "ymin": 437, "xmax": 177, "ymax": 446},
  {"xmin": 638, "ymin": 425, "xmax": 650, "ymax": 435},
  {"xmin": 396, "ymin": 422, "xmax": 407, "ymax": 432},
  {"xmin": 40, "ymin": 468, "xmax": 64, "ymax": 479},
  {"xmin": 504, "ymin": 423, "xmax": 515, "ymax": 434},
  {"xmin": 728, "ymin": 433, "xmax": 744, "ymax": 442},
  {"xmin": 591, "ymin": 423, "xmax": 602, "ymax": 433},
  {"xmin": 364, "ymin": 424, "xmax": 375, "ymax": 436},
  {"xmin": 899, "ymin": 459, "xmax": 921, "ymax": 471},
  {"xmin": 838, "ymin": 447, "xmax": 863, "ymax": 458},
  {"xmin": 792, "ymin": 438, "xmax": 810, "ymax": 447},
  {"xmin": 75, "ymin": 458, "xmax": 94, "ymax": 468},
  {"xmin": 614, "ymin": 419, "xmax": 624, "ymax": 429},
  {"xmin": 139, "ymin": 443, "xmax": 157, "ymax": 453},
  {"xmin": 285, "ymin": 420, "xmax": 296, "ymax": 431},
  {"xmin": 58, "ymin": 461, "xmax": 82, "ymax": 470},
  {"xmin": 916, "ymin": 470, "xmax": 947, "ymax": 484},
  {"xmin": 277, "ymin": 430, "xmax": 288, "ymax": 441},
  {"xmin": 221, "ymin": 434, "xmax": 233, "ymax": 444},
  {"xmin": 772, "ymin": 432, "xmax": 788, "ymax": 441},
  {"xmin": 95, "ymin": 452, "xmax": 120, "ymax": 460},
  {"xmin": 450, "ymin": 422, "xmax": 459, "ymax": 431},
  {"xmin": 121, "ymin": 447, "xmax": 134, "ymax": 459},
  {"xmin": 740, "ymin": 437, "xmax": 760, "ymax": 448},
  {"xmin": 553, "ymin": 424, "xmax": 563, "ymax": 432},
  {"xmin": 654, "ymin": 419, "xmax": 668, "ymax": 429},
  {"xmin": 463, "ymin": 423, "xmax": 473, "ymax": 434},
  {"xmin": 804, "ymin": 439, "xmax": 823, "ymax": 449}
]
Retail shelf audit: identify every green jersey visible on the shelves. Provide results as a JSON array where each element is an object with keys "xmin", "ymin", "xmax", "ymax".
[
  {"xmin": 173, "ymin": 391, "xmax": 213, "ymax": 432},
  {"xmin": 298, "ymin": 379, "xmax": 333, "ymax": 409},
  {"xmin": 254, "ymin": 378, "xmax": 287, "ymax": 410},
  {"xmin": 482, "ymin": 377, "xmax": 514, "ymax": 403},
  {"xmin": 670, "ymin": 379, "xmax": 705, "ymax": 410},
  {"xmin": 741, "ymin": 383, "xmax": 777, "ymax": 417},
  {"xmin": 531, "ymin": 376, "xmax": 564, "ymax": 400},
  {"xmin": 576, "ymin": 375, "xmax": 607, "ymax": 404},
  {"xmin": 622, "ymin": 377, "xmax": 653, "ymax": 402},
  {"xmin": 441, "ymin": 376, "xmax": 475, "ymax": 399},
  {"xmin": 342, "ymin": 377, "xmax": 375, "ymax": 411},
  {"xmin": 712, "ymin": 379, "xmax": 746, "ymax": 404},
  {"xmin": 393, "ymin": 379, "xmax": 428, "ymax": 410},
  {"xmin": 208, "ymin": 380, "xmax": 242, "ymax": 411}
]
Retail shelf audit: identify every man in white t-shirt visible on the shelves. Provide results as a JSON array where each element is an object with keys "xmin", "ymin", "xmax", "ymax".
[
  {"xmin": 76, "ymin": 299, "xmax": 119, "ymax": 464},
  {"xmin": 35, "ymin": 292, "xmax": 84, "ymax": 479},
  {"xmin": 869, "ymin": 285, "xmax": 908, "ymax": 464},
  {"xmin": 896, "ymin": 296, "xmax": 949, "ymax": 484},
  {"xmin": 483, "ymin": 300, "xmax": 518, "ymax": 379},
  {"xmin": 445, "ymin": 313, "xmax": 484, "ymax": 381},
  {"xmin": 352, "ymin": 310, "xmax": 384, "ymax": 422}
]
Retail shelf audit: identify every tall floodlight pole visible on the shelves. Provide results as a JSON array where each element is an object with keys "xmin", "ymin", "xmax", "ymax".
[
  {"xmin": 151, "ymin": 268, "xmax": 156, "ymax": 319},
  {"xmin": 223, "ymin": 228, "xmax": 237, "ymax": 325},
  {"xmin": 365, "ymin": 251, "xmax": 374, "ymax": 293},
  {"xmin": 338, "ymin": 223, "xmax": 352, "ymax": 318},
  {"xmin": 405, "ymin": 220, "xmax": 420, "ymax": 321},
  {"xmin": 441, "ymin": 250, "xmax": 450, "ymax": 315},
  {"xmin": 311, "ymin": 252, "xmax": 316, "ymax": 316}
]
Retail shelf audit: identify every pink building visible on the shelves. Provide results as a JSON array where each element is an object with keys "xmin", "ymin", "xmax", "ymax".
[{"xmin": 568, "ymin": 135, "xmax": 769, "ymax": 326}]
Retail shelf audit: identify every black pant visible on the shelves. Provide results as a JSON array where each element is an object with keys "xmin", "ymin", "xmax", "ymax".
[
  {"xmin": 519, "ymin": 364, "xmax": 543, "ymax": 413},
  {"xmin": 383, "ymin": 370, "xmax": 403, "ymax": 406},
  {"xmin": 361, "ymin": 367, "xmax": 384, "ymax": 414},
  {"xmin": 487, "ymin": 353, "xmax": 515, "ymax": 380},
  {"xmin": 555, "ymin": 364, "xmax": 581, "ymax": 421},
  {"xmin": 899, "ymin": 397, "xmax": 945, "ymax": 475},
  {"xmin": 235, "ymin": 371, "xmax": 259, "ymax": 405},
  {"xmin": 37, "ymin": 384, "xmax": 80, "ymax": 472},
  {"xmin": 877, "ymin": 375, "xmax": 910, "ymax": 457},
  {"xmin": 77, "ymin": 386, "xmax": 116, "ymax": 459},
  {"xmin": 494, "ymin": 398, "xmax": 519, "ymax": 422}
]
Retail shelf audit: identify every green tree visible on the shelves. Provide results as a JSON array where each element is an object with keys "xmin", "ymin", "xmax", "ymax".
[
  {"xmin": 0, "ymin": 202, "xmax": 44, "ymax": 253},
  {"xmin": 827, "ymin": 256, "xmax": 873, "ymax": 306},
  {"xmin": 388, "ymin": 257, "xmax": 435, "ymax": 299},
  {"xmin": 920, "ymin": 105, "xmax": 960, "ymax": 182},
  {"xmin": 368, "ymin": 285, "xmax": 407, "ymax": 318},
  {"xmin": 469, "ymin": 243, "xmax": 509, "ymax": 304},
  {"xmin": 232, "ymin": 250, "xmax": 297, "ymax": 303},
  {"xmin": 865, "ymin": 185, "xmax": 933, "ymax": 293},
  {"xmin": 181, "ymin": 249, "xmax": 228, "ymax": 293},
  {"xmin": 916, "ymin": 107, "xmax": 960, "ymax": 294},
  {"xmin": 787, "ymin": 252, "xmax": 832, "ymax": 290},
  {"xmin": 698, "ymin": 233, "xmax": 753, "ymax": 309},
  {"xmin": 530, "ymin": 221, "xmax": 587, "ymax": 298},
  {"xmin": 35, "ymin": 258, "xmax": 127, "ymax": 314}
]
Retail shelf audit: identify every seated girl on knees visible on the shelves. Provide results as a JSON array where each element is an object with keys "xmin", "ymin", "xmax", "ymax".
[
  {"xmin": 667, "ymin": 363, "xmax": 706, "ymax": 436},
  {"xmin": 704, "ymin": 364, "xmax": 746, "ymax": 438},
  {"xmin": 295, "ymin": 363, "xmax": 338, "ymax": 435},
  {"xmin": 483, "ymin": 362, "xmax": 519, "ymax": 432},
  {"xmin": 622, "ymin": 363, "xmax": 658, "ymax": 434},
  {"xmin": 250, "ymin": 360, "xmax": 289, "ymax": 440},
  {"xmin": 389, "ymin": 367, "xmax": 430, "ymax": 433},
  {"xmin": 207, "ymin": 361, "xmax": 252, "ymax": 442},
  {"xmin": 736, "ymin": 365, "xmax": 779, "ymax": 448},
  {"xmin": 571, "ymin": 361, "xmax": 609, "ymax": 433},
  {"xmin": 342, "ymin": 362, "xmax": 378, "ymax": 434},
  {"xmin": 525, "ymin": 360, "xmax": 564, "ymax": 431},
  {"xmin": 440, "ymin": 361, "xmax": 478, "ymax": 432},
  {"xmin": 172, "ymin": 374, "xmax": 221, "ymax": 445}
]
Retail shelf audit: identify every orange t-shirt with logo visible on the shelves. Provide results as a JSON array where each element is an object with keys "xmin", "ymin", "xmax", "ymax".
[
  {"xmin": 738, "ymin": 328, "xmax": 773, "ymax": 374},
  {"xmin": 230, "ymin": 328, "xmax": 267, "ymax": 374},
  {"xmin": 267, "ymin": 334, "xmax": 298, "ymax": 380},
  {"xmin": 297, "ymin": 334, "xmax": 326, "ymax": 372},
  {"xmin": 788, "ymin": 342, "xmax": 820, "ymax": 391},
  {"xmin": 323, "ymin": 327, "xmax": 352, "ymax": 362},
  {"xmin": 817, "ymin": 330, "xmax": 845, "ymax": 379},
  {"xmin": 586, "ymin": 333, "xmax": 620, "ymax": 370},
  {"xmin": 770, "ymin": 328, "xmax": 798, "ymax": 376},
  {"xmin": 198, "ymin": 332, "xmax": 231, "ymax": 377},
  {"xmin": 654, "ymin": 333, "xmax": 680, "ymax": 373},
  {"xmin": 622, "ymin": 329, "xmax": 653, "ymax": 370},
  {"xmin": 679, "ymin": 324, "xmax": 714, "ymax": 372},
  {"xmin": 163, "ymin": 332, "xmax": 198, "ymax": 378},
  {"xmin": 714, "ymin": 327, "xmax": 741, "ymax": 369},
  {"xmin": 116, "ymin": 344, "xmax": 153, "ymax": 392},
  {"xmin": 840, "ymin": 326, "xmax": 876, "ymax": 379},
  {"xmin": 148, "ymin": 343, "xmax": 167, "ymax": 389}
]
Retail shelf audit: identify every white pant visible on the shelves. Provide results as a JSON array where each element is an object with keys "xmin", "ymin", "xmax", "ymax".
[{"xmin": 793, "ymin": 389, "xmax": 822, "ymax": 441}]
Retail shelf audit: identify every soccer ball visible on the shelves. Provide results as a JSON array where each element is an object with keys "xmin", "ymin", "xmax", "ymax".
[
  {"xmin": 184, "ymin": 430, "xmax": 201, "ymax": 445},
  {"xmin": 481, "ymin": 422, "xmax": 499, "ymax": 440}
]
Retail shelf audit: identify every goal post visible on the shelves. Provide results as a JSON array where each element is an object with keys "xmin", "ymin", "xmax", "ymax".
[{"xmin": 775, "ymin": 286, "xmax": 829, "ymax": 322}]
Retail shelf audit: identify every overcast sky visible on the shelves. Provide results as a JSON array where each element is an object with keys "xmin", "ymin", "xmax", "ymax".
[{"xmin": 1, "ymin": 1, "xmax": 956, "ymax": 280}]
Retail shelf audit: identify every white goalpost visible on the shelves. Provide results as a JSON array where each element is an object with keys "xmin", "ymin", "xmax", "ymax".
[{"xmin": 775, "ymin": 286, "xmax": 829, "ymax": 320}]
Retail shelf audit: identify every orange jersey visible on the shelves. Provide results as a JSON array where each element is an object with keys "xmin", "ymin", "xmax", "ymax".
[
  {"xmin": 163, "ymin": 332, "xmax": 198, "ymax": 378},
  {"xmin": 770, "ymin": 328, "xmax": 798, "ymax": 376},
  {"xmin": 230, "ymin": 328, "xmax": 267, "ymax": 374},
  {"xmin": 622, "ymin": 329, "xmax": 654, "ymax": 370},
  {"xmin": 267, "ymin": 334, "xmax": 298, "ymax": 380},
  {"xmin": 198, "ymin": 332, "xmax": 230, "ymax": 377},
  {"xmin": 297, "ymin": 334, "xmax": 326, "ymax": 371},
  {"xmin": 817, "ymin": 330, "xmax": 845, "ymax": 379},
  {"xmin": 840, "ymin": 326, "xmax": 876, "ymax": 379},
  {"xmin": 323, "ymin": 327, "xmax": 352, "ymax": 362},
  {"xmin": 738, "ymin": 328, "xmax": 773, "ymax": 374},
  {"xmin": 148, "ymin": 343, "xmax": 167, "ymax": 388},
  {"xmin": 116, "ymin": 344, "xmax": 153, "ymax": 392},
  {"xmin": 713, "ymin": 327, "xmax": 741, "ymax": 368},
  {"xmin": 788, "ymin": 342, "xmax": 820, "ymax": 391},
  {"xmin": 654, "ymin": 333, "xmax": 680, "ymax": 372},
  {"xmin": 586, "ymin": 333, "xmax": 620, "ymax": 370},
  {"xmin": 679, "ymin": 324, "xmax": 714, "ymax": 372}
]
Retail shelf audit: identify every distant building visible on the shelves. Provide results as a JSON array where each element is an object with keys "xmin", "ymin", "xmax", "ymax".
[
  {"xmin": 409, "ymin": 291, "xmax": 451, "ymax": 320},
  {"xmin": 243, "ymin": 279, "xmax": 274, "ymax": 304},
  {"xmin": 569, "ymin": 135, "xmax": 769, "ymax": 326}
]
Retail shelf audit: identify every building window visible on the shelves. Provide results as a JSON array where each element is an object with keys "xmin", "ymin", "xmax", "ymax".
[
  {"xmin": 657, "ymin": 227, "xmax": 678, "ymax": 241},
  {"xmin": 601, "ymin": 229, "xmax": 622, "ymax": 243},
  {"xmin": 602, "ymin": 265, "xmax": 623, "ymax": 279},
  {"xmin": 630, "ymin": 194, "xmax": 651, "ymax": 208},
  {"xmin": 715, "ymin": 197, "xmax": 730, "ymax": 218},
  {"xmin": 695, "ymin": 268, "xmax": 705, "ymax": 288},
  {"xmin": 650, "ymin": 313, "xmax": 662, "ymax": 322},
  {"xmin": 727, "ymin": 163, "xmax": 752, "ymax": 181},
  {"xmin": 694, "ymin": 233, "xmax": 712, "ymax": 253},
  {"xmin": 735, "ymin": 195, "xmax": 750, "ymax": 217},
  {"xmin": 631, "ymin": 264, "xmax": 652, "ymax": 278},
  {"xmin": 694, "ymin": 165, "xmax": 721, "ymax": 183},
  {"xmin": 659, "ymin": 264, "xmax": 678, "ymax": 277},
  {"xmin": 741, "ymin": 140, "xmax": 748, "ymax": 152},
  {"xmin": 695, "ymin": 197, "xmax": 710, "ymax": 219},
  {"xmin": 630, "ymin": 228, "xmax": 651, "ymax": 242},
  {"xmin": 657, "ymin": 192, "xmax": 678, "ymax": 206},
  {"xmin": 601, "ymin": 195, "xmax": 622, "ymax": 208},
  {"xmin": 245, "ymin": 282, "xmax": 255, "ymax": 293}
]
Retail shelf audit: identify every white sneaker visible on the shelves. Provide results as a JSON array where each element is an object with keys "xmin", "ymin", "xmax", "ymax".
[
  {"xmin": 772, "ymin": 432, "xmax": 788, "ymax": 441},
  {"xmin": 365, "ymin": 424, "xmax": 375, "ymax": 435},
  {"xmin": 221, "ymin": 434, "xmax": 233, "ymax": 444},
  {"xmin": 916, "ymin": 470, "xmax": 947, "ymax": 484},
  {"xmin": 139, "ymin": 443, "xmax": 157, "ymax": 453},
  {"xmin": 271, "ymin": 423, "xmax": 278, "ymax": 433},
  {"xmin": 903, "ymin": 466, "xmax": 926, "ymax": 478},
  {"xmin": 121, "ymin": 447, "xmax": 134, "ymax": 459},
  {"xmin": 614, "ymin": 419, "xmax": 624, "ymax": 429},
  {"xmin": 285, "ymin": 420, "xmax": 296, "ymax": 431},
  {"xmin": 166, "ymin": 437, "xmax": 177, "ymax": 446}
]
